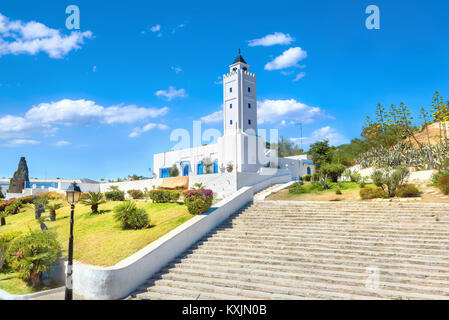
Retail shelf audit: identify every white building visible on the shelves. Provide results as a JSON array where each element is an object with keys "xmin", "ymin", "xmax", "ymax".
[{"xmin": 153, "ymin": 51, "xmax": 315, "ymax": 180}]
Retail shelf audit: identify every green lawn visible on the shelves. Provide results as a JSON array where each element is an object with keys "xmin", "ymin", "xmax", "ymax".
[
  {"xmin": 0, "ymin": 200, "xmax": 193, "ymax": 295},
  {"xmin": 267, "ymin": 181, "xmax": 374, "ymax": 201}
]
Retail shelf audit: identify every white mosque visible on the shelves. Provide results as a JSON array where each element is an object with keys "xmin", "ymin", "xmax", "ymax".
[{"xmin": 153, "ymin": 51, "xmax": 316, "ymax": 180}]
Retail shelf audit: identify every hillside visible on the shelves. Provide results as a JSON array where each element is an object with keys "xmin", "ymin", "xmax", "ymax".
[{"xmin": 409, "ymin": 121, "xmax": 448, "ymax": 147}]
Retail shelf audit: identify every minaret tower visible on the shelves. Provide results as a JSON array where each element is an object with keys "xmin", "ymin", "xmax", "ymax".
[{"xmin": 222, "ymin": 49, "xmax": 257, "ymax": 136}]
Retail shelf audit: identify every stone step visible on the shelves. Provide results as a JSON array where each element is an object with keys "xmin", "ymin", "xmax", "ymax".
[
  {"xmin": 169, "ymin": 256, "xmax": 449, "ymax": 283},
  {"xmin": 149, "ymin": 276, "xmax": 381, "ymax": 300},
  {"xmin": 159, "ymin": 265, "xmax": 449, "ymax": 297},
  {"xmin": 152, "ymin": 271, "xmax": 449, "ymax": 300},
  {"xmin": 179, "ymin": 251, "xmax": 449, "ymax": 274},
  {"xmin": 195, "ymin": 240, "xmax": 449, "ymax": 260},
  {"xmin": 184, "ymin": 246, "xmax": 449, "ymax": 268},
  {"xmin": 210, "ymin": 227, "xmax": 449, "ymax": 243}
]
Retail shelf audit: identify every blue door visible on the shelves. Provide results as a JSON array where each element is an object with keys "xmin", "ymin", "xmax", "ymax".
[
  {"xmin": 307, "ymin": 167, "xmax": 311, "ymax": 175},
  {"xmin": 213, "ymin": 160, "xmax": 218, "ymax": 174},
  {"xmin": 197, "ymin": 163, "xmax": 204, "ymax": 175},
  {"xmin": 183, "ymin": 165, "xmax": 190, "ymax": 176}
]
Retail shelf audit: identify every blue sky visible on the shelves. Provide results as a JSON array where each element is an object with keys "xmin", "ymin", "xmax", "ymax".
[{"xmin": 1, "ymin": 0, "xmax": 448, "ymax": 180}]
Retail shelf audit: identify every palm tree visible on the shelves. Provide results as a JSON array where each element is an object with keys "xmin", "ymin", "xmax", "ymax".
[
  {"xmin": 80, "ymin": 192, "xmax": 106, "ymax": 213},
  {"xmin": 0, "ymin": 210, "xmax": 8, "ymax": 226},
  {"xmin": 46, "ymin": 202, "xmax": 63, "ymax": 221}
]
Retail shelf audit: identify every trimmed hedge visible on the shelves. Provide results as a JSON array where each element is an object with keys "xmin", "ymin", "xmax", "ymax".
[
  {"xmin": 105, "ymin": 190, "xmax": 125, "ymax": 201},
  {"xmin": 148, "ymin": 190, "xmax": 180, "ymax": 203},
  {"xmin": 127, "ymin": 189, "xmax": 145, "ymax": 199}
]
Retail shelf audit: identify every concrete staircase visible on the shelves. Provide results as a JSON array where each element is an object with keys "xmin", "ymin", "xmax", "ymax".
[{"xmin": 131, "ymin": 200, "xmax": 449, "ymax": 300}]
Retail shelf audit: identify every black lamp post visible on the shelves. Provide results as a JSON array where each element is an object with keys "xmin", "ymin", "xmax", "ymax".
[{"xmin": 65, "ymin": 182, "xmax": 81, "ymax": 300}]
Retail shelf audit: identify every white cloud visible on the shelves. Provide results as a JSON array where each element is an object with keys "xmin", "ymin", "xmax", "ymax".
[
  {"xmin": 201, "ymin": 110, "xmax": 223, "ymax": 123},
  {"xmin": 248, "ymin": 32, "xmax": 295, "ymax": 47},
  {"xmin": 0, "ymin": 99, "xmax": 169, "ymax": 141},
  {"xmin": 129, "ymin": 123, "xmax": 169, "ymax": 138},
  {"xmin": 293, "ymin": 72, "xmax": 306, "ymax": 82},
  {"xmin": 54, "ymin": 140, "xmax": 71, "ymax": 147},
  {"xmin": 3, "ymin": 139, "xmax": 41, "ymax": 147},
  {"xmin": 264, "ymin": 47, "xmax": 307, "ymax": 71},
  {"xmin": 258, "ymin": 99, "xmax": 329, "ymax": 124},
  {"xmin": 0, "ymin": 12, "xmax": 92, "ymax": 58},
  {"xmin": 171, "ymin": 66, "xmax": 182, "ymax": 74},
  {"xmin": 290, "ymin": 126, "xmax": 347, "ymax": 146},
  {"xmin": 150, "ymin": 24, "xmax": 161, "ymax": 32},
  {"xmin": 155, "ymin": 86, "xmax": 187, "ymax": 101},
  {"xmin": 200, "ymin": 99, "xmax": 330, "ymax": 126}
]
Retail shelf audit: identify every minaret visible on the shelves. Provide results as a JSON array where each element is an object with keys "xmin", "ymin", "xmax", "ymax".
[{"xmin": 222, "ymin": 49, "xmax": 257, "ymax": 136}]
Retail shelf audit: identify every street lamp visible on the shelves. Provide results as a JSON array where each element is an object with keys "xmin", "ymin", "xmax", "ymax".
[{"xmin": 65, "ymin": 182, "xmax": 81, "ymax": 300}]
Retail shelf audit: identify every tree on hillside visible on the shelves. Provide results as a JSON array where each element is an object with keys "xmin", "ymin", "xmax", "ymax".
[{"xmin": 308, "ymin": 140, "xmax": 332, "ymax": 168}]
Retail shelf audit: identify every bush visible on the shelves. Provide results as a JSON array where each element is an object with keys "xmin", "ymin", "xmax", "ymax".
[
  {"xmin": 0, "ymin": 189, "xmax": 4, "ymax": 199},
  {"xmin": 105, "ymin": 190, "xmax": 125, "ymax": 201},
  {"xmin": 396, "ymin": 184, "xmax": 420, "ymax": 198},
  {"xmin": 288, "ymin": 182, "xmax": 307, "ymax": 194},
  {"xmin": 311, "ymin": 172, "xmax": 320, "ymax": 182},
  {"xmin": 351, "ymin": 173, "xmax": 362, "ymax": 182},
  {"xmin": 335, "ymin": 188, "xmax": 342, "ymax": 195},
  {"xmin": 432, "ymin": 171, "xmax": 449, "ymax": 186},
  {"xmin": 6, "ymin": 230, "xmax": 61, "ymax": 287},
  {"xmin": 360, "ymin": 187, "xmax": 388, "ymax": 200},
  {"xmin": 169, "ymin": 164, "xmax": 179, "ymax": 177},
  {"xmin": 437, "ymin": 176, "xmax": 449, "ymax": 195},
  {"xmin": 320, "ymin": 163, "xmax": 346, "ymax": 183},
  {"xmin": 370, "ymin": 167, "xmax": 410, "ymax": 197},
  {"xmin": 113, "ymin": 201, "xmax": 149, "ymax": 229},
  {"xmin": 148, "ymin": 190, "xmax": 180, "ymax": 203},
  {"xmin": 184, "ymin": 189, "xmax": 213, "ymax": 215},
  {"xmin": 0, "ymin": 231, "xmax": 22, "ymax": 271},
  {"xmin": 127, "ymin": 189, "xmax": 145, "ymax": 200},
  {"xmin": 302, "ymin": 174, "xmax": 311, "ymax": 182}
]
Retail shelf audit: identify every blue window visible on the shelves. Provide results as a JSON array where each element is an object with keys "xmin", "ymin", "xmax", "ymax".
[
  {"xmin": 183, "ymin": 165, "xmax": 189, "ymax": 176},
  {"xmin": 230, "ymin": 120, "xmax": 233, "ymax": 125},
  {"xmin": 213, "ymin": 160, "xmax": 218, "ymax": 174},
  {"xmin": 160, "ymin": 168, "xmax": 171, "ymax": 178},
  {"xmin": 197, "ymin": 162, "xmax": 204, "ymax": 175},
  {"xmin": 248, "ymin": 103, "xmax": 251, "ymax": 109},
  {"xmin": 229, "ymin": 87, "xmax": 232, "ymax": 93},
  {"xmin": 230, "ymin": 104, "xmax": 232, "ymax": 109},
  {"xmin": 248, "ymin": 87, "xmax": 251, "ymax": 92},
  {"xmin": 248, "ymin": 119, "xmax": 251, "ymax": 125}
]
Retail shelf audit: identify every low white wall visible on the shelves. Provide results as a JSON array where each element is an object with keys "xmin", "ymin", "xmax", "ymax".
[
  {"xmin": 237, "ymin": 169, "xmax": 290, "ymax": 189},
  {"xmin": 63, "ymin": 174, "xmax": 289, "ymax": 300},
  {"xmin": 99, "ymin": 179, "xmax": 163, "ymax": 195},
  {"xmin": 349, "ymin": 166, "xmax": 437, "ymax": 183}
]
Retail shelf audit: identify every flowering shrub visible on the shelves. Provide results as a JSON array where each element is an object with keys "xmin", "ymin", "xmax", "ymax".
[{"xmin": 184, "ymin": 189, "xmax": 213, "ymax": 215}]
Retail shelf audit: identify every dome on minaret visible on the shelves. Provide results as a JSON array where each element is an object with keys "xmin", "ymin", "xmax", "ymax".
[{"xmin": 233, "ymin": 49, "xmax": 247, "ymax": 64}]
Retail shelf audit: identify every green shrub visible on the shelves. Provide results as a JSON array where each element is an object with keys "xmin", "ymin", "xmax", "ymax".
[
  {"xmin": 302, "ymin": 174, "xmax": 312, "ymax": 182},
  {"xmin": 148, "ymin": 190, "xmax": 180, "ymax": 203},
  {"xmin": 105, "ymin": 190, "xmax": 125, "ymax": 201},
  {"xmin": 0, "ymin": 231, "xmax": 22, "ymax": 271},
  {"xmin": 396, "ymin": 184, "xmax": 420, "ymax": 198},
  {"xmin": 0, "ymin": 189, "xmax": 4, "ymax": 199},
  {"xmin": 351, "ymin": 173, "xmax": 362, "ymax": 182},
  {"xmin": 432, "ymin": 171, "xmax": 449, "ymax": 186},
  {"xmin": 370, "ymin": 167, "xmax": 410, "ymax": 197},
  {"xmin": 127, "ymin": 189, "xmax": 145, "ymax": 199},
  {"xmin": 320, "ymin": 163, "xmax": 346, "ymax": 183},
  {"xmin": 288, "ymin": 182, "xmax": 306, "ymax": 194},
  {"xmin": 184, "ymin": 189, "xmax": 213, "ymax": 215},
  {"xmin": 113, "ymin": 201, "xmax": 149, "ymax": 229},
  {"xmin": 169, "ymin": 164, "xmax": 179, "ymax": 177},
  {"xmin": 335, "ymin": 188, "xmax": 342, "ymax": 195},
  {"xmin": 80, "ymin": 192, "xmax": 106, "ymax": 213},
  {"xmin": 437, "ymin": 175, "xmax": 449, "ymax": 195},
  {"xmin": 312, "ymin": 172, "xmax": 320, "ymax": 182},
  {"xmin": 359, "ymin": 187, "xmax": 388, "ymax": 200},
  {"xmin": 6, "ymin": 230, "xmax": 61, "ymax": 287}
]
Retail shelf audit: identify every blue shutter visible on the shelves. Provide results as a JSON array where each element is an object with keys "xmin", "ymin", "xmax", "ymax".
[{"xmin": 213, "ymin": 160, "xmax": 218, "ymax": 174}]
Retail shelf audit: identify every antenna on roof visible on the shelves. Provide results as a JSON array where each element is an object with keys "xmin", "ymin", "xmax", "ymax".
[{"xmin": 238, "ymin": 48, "xmax": 241, "ymax": 55}]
